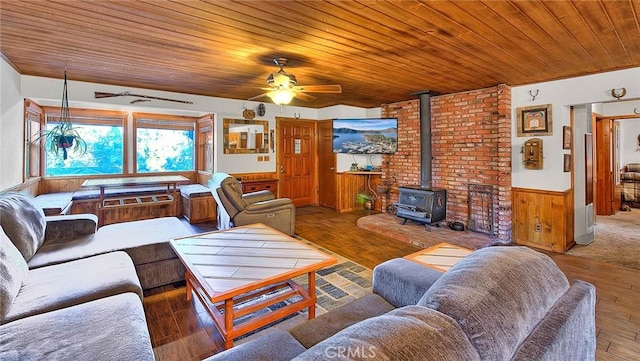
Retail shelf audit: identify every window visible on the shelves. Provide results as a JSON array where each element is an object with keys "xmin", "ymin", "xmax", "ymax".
[
  {"xmin": 24, "ymin": 100, "xmax": 42, "ymax": 180},
  {"xmin": 197, "ymin": 114, "xmax": 214, "ymax": 173},
  {"xmin": 134, "ymin": 113, "xmax": 196, "ymax": 173},
  {"xmin": 43, "ymin": 109, "xmax": 125, "ymax": 177}
]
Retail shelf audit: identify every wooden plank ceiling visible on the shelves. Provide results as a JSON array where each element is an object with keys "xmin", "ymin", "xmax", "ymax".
[{"xmin": 1, "ymin": 0, "xmax": 639, "ymax": 108}]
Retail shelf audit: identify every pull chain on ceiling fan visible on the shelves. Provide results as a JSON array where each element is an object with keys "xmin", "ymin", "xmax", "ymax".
[{"xmin": 248, "ymin": 57, "xmax": 342, "ymax": 105}]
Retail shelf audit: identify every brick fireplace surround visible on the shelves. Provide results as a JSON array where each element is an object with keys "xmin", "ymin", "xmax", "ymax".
[{"xmin": 380, "ymin": 84, "xmax": 512, "ymax": 242}]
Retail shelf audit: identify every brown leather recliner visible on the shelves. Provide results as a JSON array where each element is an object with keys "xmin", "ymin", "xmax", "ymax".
[{"xmin": 208, "ymin": 173, "xmax": 296, "ymax": 236}]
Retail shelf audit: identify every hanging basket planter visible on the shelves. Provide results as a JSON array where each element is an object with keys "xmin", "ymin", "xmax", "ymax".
[
  {"xmin": 56, "ymin": 135, "xmax": 75, "ymax": 149},
  {"xmin": 31, "ymin": 71, "xmax": 88, "ymax": 160}
]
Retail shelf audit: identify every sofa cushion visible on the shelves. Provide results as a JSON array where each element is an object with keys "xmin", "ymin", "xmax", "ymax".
[
  {"xmin": 179, "ymin": 184, "xmax": 212, "ymax": 198},
  {"xmin": 0, "ymin": 293, "xmax": 154, "ymax": 361},
  {"xmin": 203, "ymin": 329, "xmax": 306, "ymax": 361},
  {"xmin": 418, "ymin": 246, "xmax": 570, "ymax": 361},
  {"xmin": 372, "ymin": 257, "xmax": 444, "ymax": 308},
  {"xmin": 34, "ymin": 192, "xmax": 74, "ymax": 215},
  {"xmin": 0, "ymin": 192, "xmax": 46, "ymax": 261},
  {"xmin": 3, "ymin": 251, "xmax": 142, "ymax": 323},
  {"xmin": 511, "ymin": 280, "xmax": 596, "ymax": 361},
  {"xmin": 621, "ymin": 172, "xmax": 640, "ymax": 181},
  {"xmin": 296, "ymin": 305, "xmax": 480, "ymax": 361},
  {"xmin": 0, "ymin": 226, "xmax": 29, "ymax": 322},
  {"xmin": 626, "ymin": 163, "xmax": 640, "ymax": 173},
  {"xmin": 27, "ymin": 217, "xmax": 191, "ymax": 269},
  {"xmin": 290, "ymin": 293, "xmax": 395, "ymax": 348}
]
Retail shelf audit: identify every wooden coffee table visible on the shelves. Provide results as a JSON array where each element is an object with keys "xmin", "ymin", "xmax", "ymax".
[
  {"xmin": 170, "ymin": 223, "xmax": 336, "ymax": 349},
  {"xmin": 404, "ymin": 242, "xmax": 472, "ymax": 271}
]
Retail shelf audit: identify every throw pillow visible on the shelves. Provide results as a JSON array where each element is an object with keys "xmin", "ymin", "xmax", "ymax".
[
  {"xmin": 0, "ymin": 192, "xmax": 47, "ymax": 261},
  {"xmin": 0, "ymin": 226, "xmax": 29, "ymax": 321}
]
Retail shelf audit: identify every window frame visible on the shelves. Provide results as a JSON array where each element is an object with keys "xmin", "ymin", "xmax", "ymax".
[
  {"xmin": 40, "ymin": 107, "xmax": 127, "ymax": 178},
  {"xmin": 24, "ymin": 100, "xmax": 43, "ymax": 181},
  {"xmin": 132, "ymin": 112, "xmax": 198, "ymax": 174}
]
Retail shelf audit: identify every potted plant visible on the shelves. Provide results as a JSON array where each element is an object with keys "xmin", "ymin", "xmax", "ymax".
[
  {"xmin": 33, "ymin": 71, "xmax": 87, "ymax": 160},
  {"xmin": 357, "ymin": 192, "xmax": 375, "ymax": 210},
  {"xmin": 38, "ymin": 122, "xmax": 87, "ymax": 160}
]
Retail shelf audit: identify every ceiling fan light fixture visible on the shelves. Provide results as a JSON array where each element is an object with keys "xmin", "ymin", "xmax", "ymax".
[{"xmin": 268, "ymin": 89, "xmax": 295, "ymax": 105}]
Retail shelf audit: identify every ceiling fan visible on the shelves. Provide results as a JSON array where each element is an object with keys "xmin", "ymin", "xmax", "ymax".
[{"xmin": 248, "ymin": 57, "xmax": 342, "ymax": 105}]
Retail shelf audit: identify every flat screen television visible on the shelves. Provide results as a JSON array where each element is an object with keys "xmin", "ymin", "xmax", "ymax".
[{"xmin": 332, "ymin": 118, "xmax": 398, "ymax": 154}]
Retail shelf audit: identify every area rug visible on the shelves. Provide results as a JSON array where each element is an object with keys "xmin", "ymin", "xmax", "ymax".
[
  {"xmin": 567, "ymin": 208, "xmax": 640, "ymax": 270},
  {"xmin": 235, "ymin": 237, "xmax": 373, "ymax": 344},
  {"xmin": 357, "ymin": 213, "xmax": 497, "ymax": 250}
]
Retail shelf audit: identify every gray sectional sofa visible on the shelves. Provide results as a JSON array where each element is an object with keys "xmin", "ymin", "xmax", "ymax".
[
  {"xmin": 1, "ymin": 191, "xmax": 192, "ymax": 290},
  {"xmin": 0, "ymin": 191, "xmax": 194, "ymax": 360},
  {"xmin": 206, "ymin": 246, "xmax": 596, "ymax": 361}
]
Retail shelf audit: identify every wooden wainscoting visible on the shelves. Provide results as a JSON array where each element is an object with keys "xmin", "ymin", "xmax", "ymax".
[
  {"xmin": 512, "ymin": 187, "xmax": 575, "ymax": 253},
  {"xmin": 39, "ymin": 172, "xmax": 197, "ymax": 194},
  {"xmin": 3, "ymin": 177, "xmax": 41, "ymax": 196},
  {"xmin": 336, "ymin": 172, "xmax": 382, "ymax": 213}
]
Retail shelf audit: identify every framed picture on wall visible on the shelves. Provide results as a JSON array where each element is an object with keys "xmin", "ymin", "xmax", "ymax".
[
  {"xmin": 564, "ymin": 154, "xmax": 571, "ymax": 173},
  {"xmin": 516, "ymin": 104, "xmax": 552, "ymax": 137},
  {"xmin": 562, "ymin": 126, "xmax": 572, "ymax": 149}
]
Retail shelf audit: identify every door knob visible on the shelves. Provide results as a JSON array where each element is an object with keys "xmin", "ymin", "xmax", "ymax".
[{"xmin": 329, "ymin": 167, "xmax": 335, "ymax": 170}]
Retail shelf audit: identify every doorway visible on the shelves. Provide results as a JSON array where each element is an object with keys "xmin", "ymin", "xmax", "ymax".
[{"xmin": 276, "ymin": 117, "xmax": 317, "ymax": 207}]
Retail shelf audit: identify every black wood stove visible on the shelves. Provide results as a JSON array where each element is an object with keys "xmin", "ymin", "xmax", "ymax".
[{"xmin": 395, "ymin": 186, "xmax": 447, "ymax": 230}]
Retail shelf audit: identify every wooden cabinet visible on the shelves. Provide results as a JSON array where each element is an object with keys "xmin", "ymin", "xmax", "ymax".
[
  {"xmin": 241, "ymin": 179, "xmax": 278, "ymax": 194},
  {"xmin": 512, "ymin": 187, "xmax": 574, "ymax": 253}
]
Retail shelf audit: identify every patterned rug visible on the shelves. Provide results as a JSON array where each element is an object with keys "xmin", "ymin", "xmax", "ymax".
[{"xmin": 234, "ymin": 237, "xmax": 373, "ymax": 344}]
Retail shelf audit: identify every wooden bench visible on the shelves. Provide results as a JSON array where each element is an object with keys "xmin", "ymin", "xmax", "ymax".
[
  {"xmin": 178, "ymin": 184, "xmax": 216, "ymax": 224},
  {"xmin": 36, "ymin": 184, "xmax": 215, "ymax": 225}
]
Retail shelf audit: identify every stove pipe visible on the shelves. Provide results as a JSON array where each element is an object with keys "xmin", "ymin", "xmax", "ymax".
[{"xmin": 415, "ymin": 91, "xmax": 434, "ymax": 189}]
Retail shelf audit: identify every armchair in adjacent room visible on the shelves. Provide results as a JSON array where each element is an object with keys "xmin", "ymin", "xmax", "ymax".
[{"xmin": 209, "ymin": 173, "xmax": 296, "ymax": 235}]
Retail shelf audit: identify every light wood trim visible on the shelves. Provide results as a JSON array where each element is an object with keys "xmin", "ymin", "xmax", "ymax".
[
  {"xmin": 42, "ymin": 107, "xmax": 127, "ymax": 120},
  {"xmin": 24, "ymin": 99, "xmax": 43, "ymax": 181}
]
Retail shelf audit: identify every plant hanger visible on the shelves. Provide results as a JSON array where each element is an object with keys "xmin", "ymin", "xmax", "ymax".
[{"xmin": 34, "ymin": 71, "xmax": 87, "ymax": 160}]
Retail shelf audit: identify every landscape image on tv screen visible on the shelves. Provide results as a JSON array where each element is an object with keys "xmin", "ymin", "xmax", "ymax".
[{"xmin": 333, "ymin": 118, "xmax": 398, "ymax": 154}]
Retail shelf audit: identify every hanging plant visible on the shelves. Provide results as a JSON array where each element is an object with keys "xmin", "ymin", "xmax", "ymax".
[{"xmin": 33, "ymin": 71, "xmax": 87, "ymax": 160}]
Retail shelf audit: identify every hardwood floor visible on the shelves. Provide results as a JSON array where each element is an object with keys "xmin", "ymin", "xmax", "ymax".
[{"xmin": 145, "ymin": 207, "xmax": 640, "ymax": 361}]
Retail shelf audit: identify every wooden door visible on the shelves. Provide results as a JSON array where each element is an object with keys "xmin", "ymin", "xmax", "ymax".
[
  {"xmin": 595, "ymin": 117, "xmax": 612, "ymax": 215},
  {"xmin": 318, "ymin": 119, "xmax": 337, "ymax": 208},
  {"xmin": 595, "ymin": 117, "xmax": 621, "ymax": 215},
  {"xmin": 277, "ymin": 117, "xmax": 316, "ymax": 207},
  {"xmin": 612, "ymin": 121, "xmax": 621, "ymax": 213}
]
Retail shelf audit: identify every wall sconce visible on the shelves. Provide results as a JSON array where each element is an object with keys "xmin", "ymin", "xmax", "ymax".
[
  {"xmin": 611, "ymin": 88, "xmax": 627, "ymax": 100},
  {"xmin": 522, "ymin": 138, "xmax": 543, "ymax": 169}
]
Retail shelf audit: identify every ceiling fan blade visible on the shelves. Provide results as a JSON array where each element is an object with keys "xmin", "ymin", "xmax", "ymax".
[
  {"xmin": 248, "ymin": 92, "xmax": 269, "ymax": 101},
  {"xmin": 294, "ymin": 92, "xmax": 317, "ymax": 102},
  {"xmin": 292, "ymin": 85, "xmax": 342, "ymax": 93}
]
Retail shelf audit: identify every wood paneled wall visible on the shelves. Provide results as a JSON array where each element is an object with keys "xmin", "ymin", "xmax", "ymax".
[
  {"xmin": 2, "ymin": 178, "xmax": 40, "ymax": 196},
  {"xmin": 512, "ymin": 187, "xmax": 575, "ymax": 253},
  {"xmin": 336, "ymin": 173, "xmax": 382, "ymax": 213},
  {"xmin": 39, "ymin": 172, "xmax": 197, "ymax": 194}
]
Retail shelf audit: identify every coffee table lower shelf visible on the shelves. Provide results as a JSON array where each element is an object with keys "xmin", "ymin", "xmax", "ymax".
[{"xmin": 186, "ymin": 270, "xmax": 317, "ymax": 349}]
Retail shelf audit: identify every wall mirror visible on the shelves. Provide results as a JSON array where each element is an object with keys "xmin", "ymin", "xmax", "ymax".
[{"xmin": 223, "ymin": 118, "xmax": 269, "ymax": 154}]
